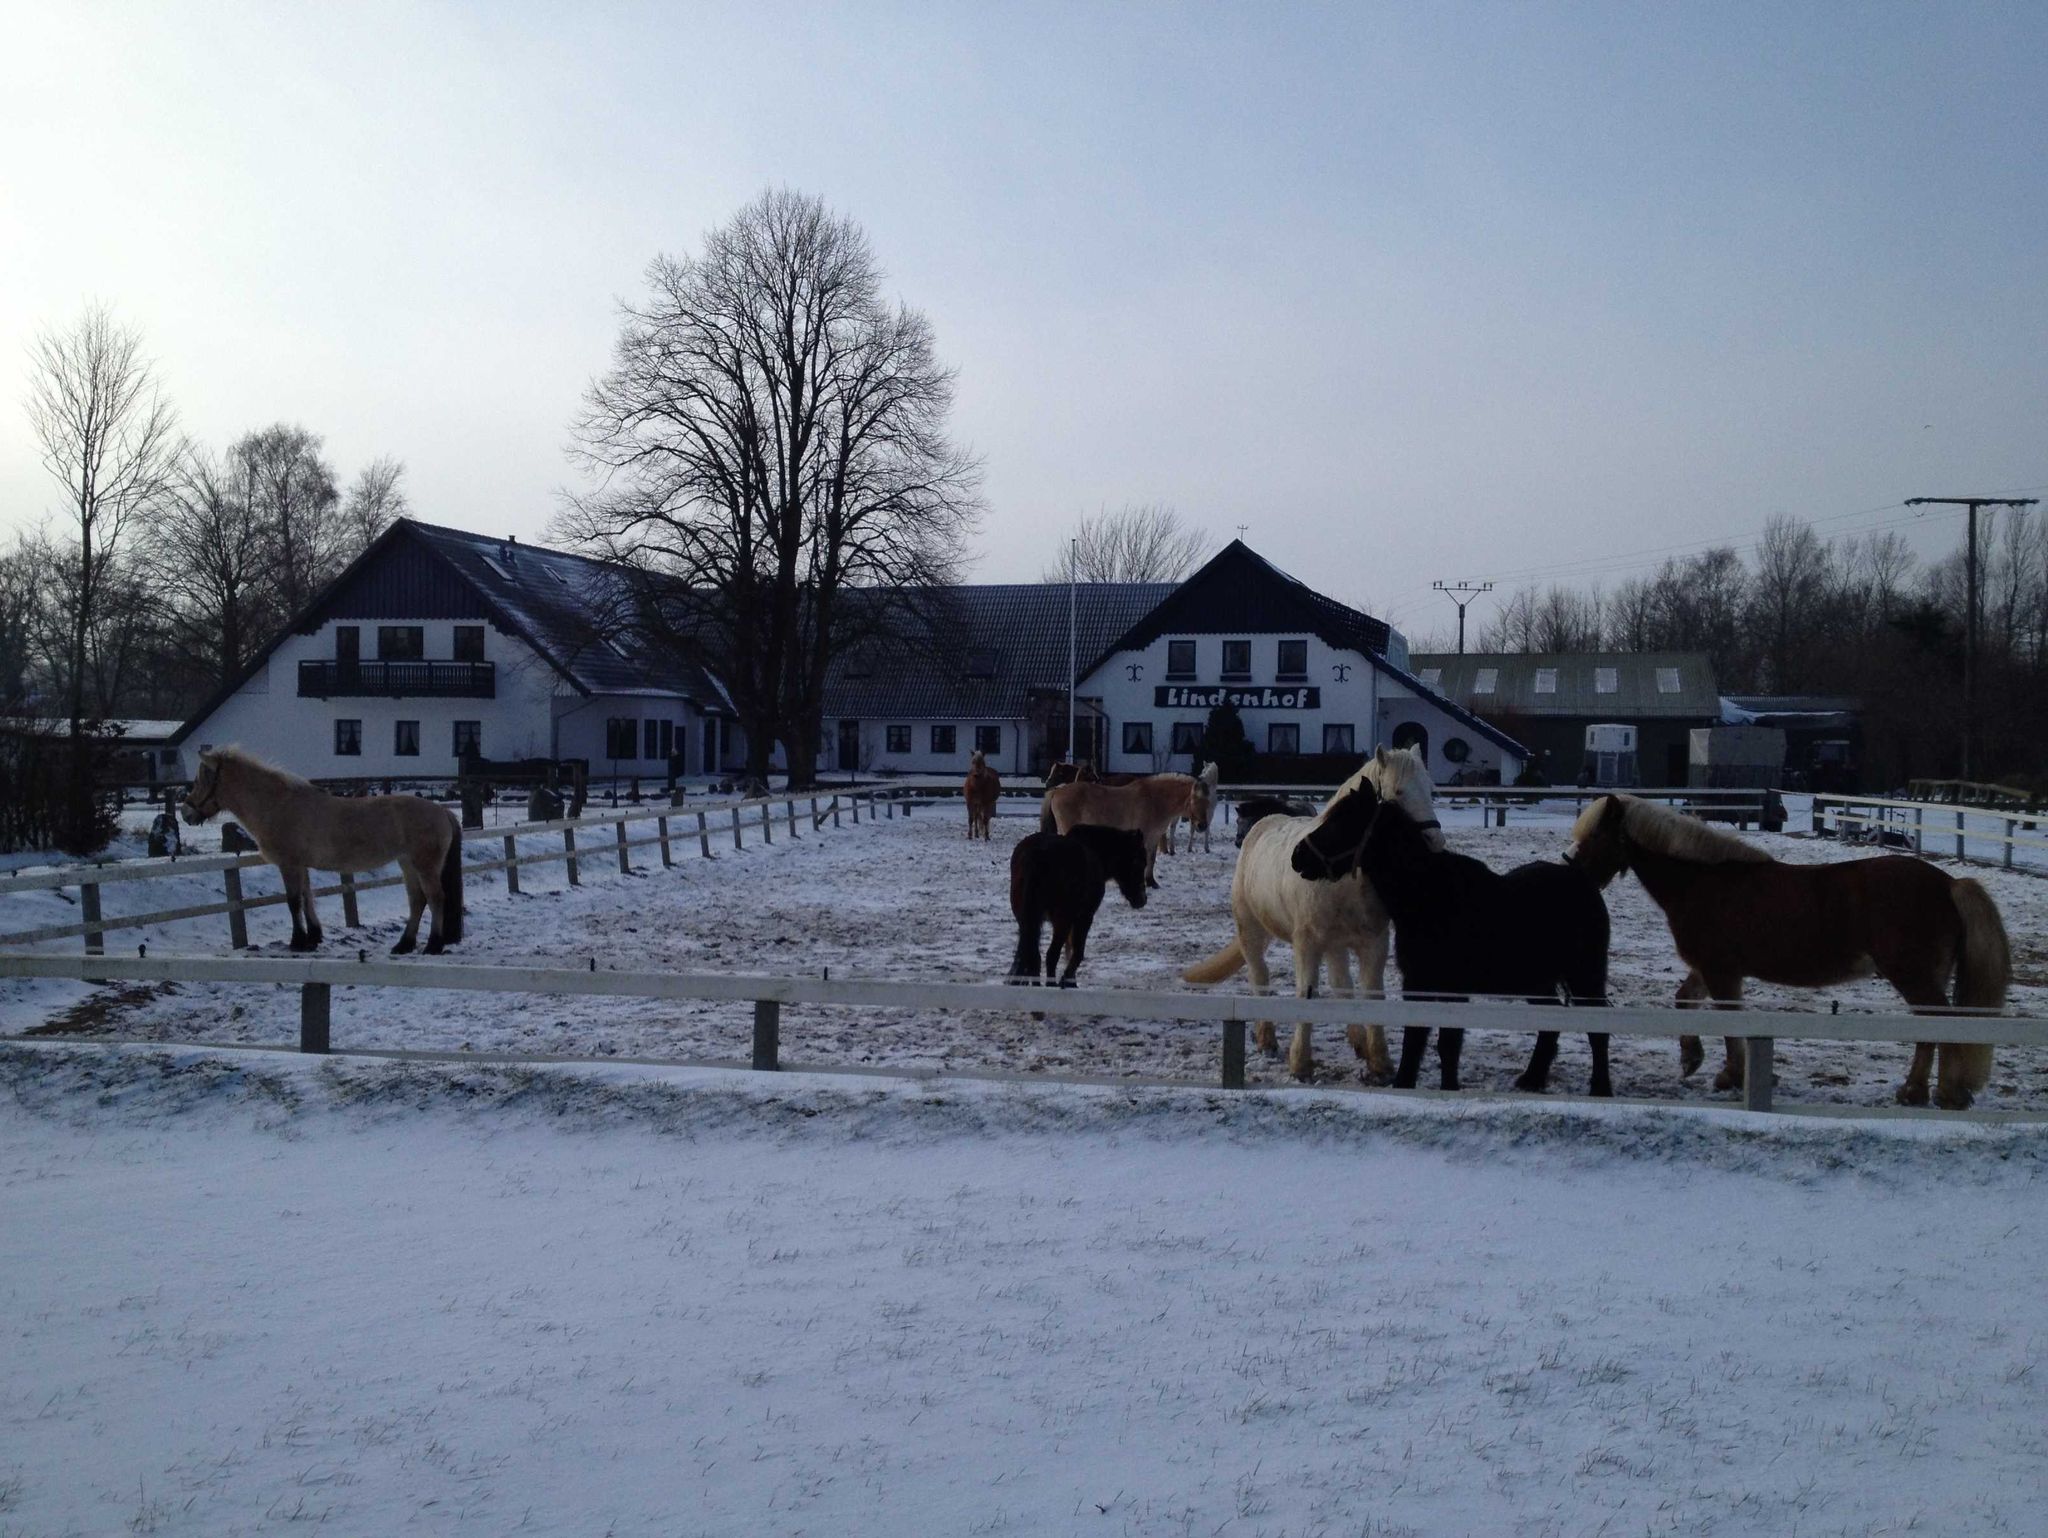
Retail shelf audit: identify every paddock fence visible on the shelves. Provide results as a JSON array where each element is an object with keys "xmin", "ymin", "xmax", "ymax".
[
  {"xmin": 0, "ymin": 784, "xmax": 901, "ymax": 954},
  {"xmin": 1810, "ymin": 793, "xmax": 2048, "ymax": 871},
  {"xmin": 1, "ymin": 950, "xmax": 2041, "ymax": 1118}
]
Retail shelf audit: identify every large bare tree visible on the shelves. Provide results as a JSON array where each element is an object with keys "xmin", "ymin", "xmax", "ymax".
[
  {"xmin": 24, "ymin": 306, "xmax": 177, "ymax": 733},
  {"xmin": 563, "ymin": 189, "xmax": 980, "ymax": 786},
  {"xmin": 341, "ymin": 455, "xmax": 410, "ymax": 556},
  {"xmin": 145, "ymin": 443, "xmax": 275, "ymax": 689},
  {"xmin": 233, "ymin": 423, "xmax": 341, "ymax": 617},
  {"xmin": 1044, "ymin": 503, "xmax": 1211, "ymax": 583}
]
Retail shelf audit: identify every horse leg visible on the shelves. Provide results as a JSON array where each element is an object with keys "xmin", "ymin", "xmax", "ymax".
[
  {"xmin": 1242, "ymin": 928, "xmax": 1278, "ymax": 1059},
  {"xmin": 1346, "ymin": 933, "xmax": 1394, "ymax": 1084},
  {"xmin": 1046, "ymin": 914, "xmax": 1071, "ymax": 983},
  {"xmin": 1391, "ymin": 1028, "xmax": 1430, "ymax": 1089},
  {"xmin": 392, "ymin": 864, "xmax": 426, "ymax": 955},
  {"xmin": 282, "ymin": 865, "xmax": 314, "ymax": 952},
  {"xmin": 1674, "ymin": 970, "xmax": 1708, "ymax": 1078},
  {"xmin": 300, "ymin": 870, "xmax": 323, "ymax": 950},
  {"xmin": 1437, "ymin": 1024, "xmax": 1465, "ymax": 1092},
  {"xmin": 1586, "ymin": 1030, "xmax": 1613, "ymax": 1097},
  {"xmin": 1061, "ymin": 913, "xmax": 1092, "ymax": 988},
  {"xmin": 1698, "ymin": 975, "xmax": 1747, "ymax": 1092},
  {"xmin": 1515, "ymin": 1012, "xmax": 1560, "ymax": 1094},
  {"xmin": 1286, "ymin": 940, "xmax": 1321, "ymax": 1081},
  {"xmin": 1882, "ymin": 971, "xmax": 1959, "ymax": 1108}
]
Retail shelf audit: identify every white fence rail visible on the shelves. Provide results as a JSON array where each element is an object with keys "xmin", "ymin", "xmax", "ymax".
[
  {"xmin": 0, "ymin": 785, "xmax": 900, "ymax": 952},
  {"xmin": 2, "ymin": 951, "xmax": 2039, "ymax": 1117},
  {"xmin": 1810, "ymin": 793, "xmax": 2048, "ymax": 870}
]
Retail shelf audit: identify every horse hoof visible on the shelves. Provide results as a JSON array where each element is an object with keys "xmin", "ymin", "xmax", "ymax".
[
  {"xmin": 390, "ymin": 938, "xmax": 416, "ymax": 956},
  {"xmin": 1058, "ymin": 977, "xmax": 1077, "ymax": 989},
  {"xmin": 1589, "ymin": 1079, "xmax": 1614, "ymax": 1098},
  {"xmin": 1359, "ymin": 1068, "xmax": 1393, "ymax": 1087},
  {"xmin": 1933, "ymin": 1086, "xmax": 1974, "ymax": 1111},
  {"xmin": 1895, "ymin": 1081, "xmax": 1931, "ymax": 1107},
  {"xmin": 1512, "ymin": 1073, "xmax": 1548, "ymax": 1094},
  {"xmin": 289, "ymin": 937, "xmax": 317, "ymax": 954},
  {"xmin": 1712, "ymin": 1068, "xmax": 1741, "ymax": 1093},
  {"xmin": 1678, "ymin": 1039, "xmax": 1705, "ymax": 1077},
  {"xmin": 424, "ymin": 940, "xmax": 446, "ymax": 956}
]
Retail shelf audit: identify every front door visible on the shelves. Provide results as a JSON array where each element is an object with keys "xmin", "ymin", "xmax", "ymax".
[{"xmin": 838, "ymin": 719, "xmax": 862, "ymax": 773}]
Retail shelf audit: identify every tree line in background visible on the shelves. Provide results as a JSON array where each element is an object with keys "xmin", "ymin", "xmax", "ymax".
[
  {"xmin": 4, "ymin": 305, "xmax": 408, "ymax": 850},
  {"xmin": 1449, "ymin": 513, "xmax": 2048, "ymax": 786}
]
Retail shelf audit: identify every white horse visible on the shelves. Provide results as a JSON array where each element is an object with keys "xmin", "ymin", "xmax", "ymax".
[{"xmin": 1181, "ymin": 746, "xmax": 1443, "ymax": 1081}]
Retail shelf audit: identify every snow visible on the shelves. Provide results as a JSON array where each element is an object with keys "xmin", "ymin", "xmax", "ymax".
[
  {"xmin": 5, "ymin": 799, "xmax": 2043, "ymax": 1111},
  {"xmin": 2, "ymin": 1044, "xmax": 2045, "ymax": 1536}
]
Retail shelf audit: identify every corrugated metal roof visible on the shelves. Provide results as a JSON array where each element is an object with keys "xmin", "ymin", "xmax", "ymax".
[{"xmin": 1410, "ymin": 652, "xmax": 1720, "ymax": 718}]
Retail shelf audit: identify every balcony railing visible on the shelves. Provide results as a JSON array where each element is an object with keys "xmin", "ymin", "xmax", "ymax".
[{"xmin": 298, "ymin": 660, "xmax": 497, "ymax": 699}]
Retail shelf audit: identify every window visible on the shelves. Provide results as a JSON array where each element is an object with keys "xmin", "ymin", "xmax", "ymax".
[
  {"xmin": 1123, "ymin": 721, "xmax": 1154, "ymax": 755},
  {"xmin": 453, "ymin": 625, "xmax": 485, "ymax": 662},
  {"xmin": 1443, "ymin": 736, "xmax": 1472, "ymax": 764},
  {"xmin": 1166, "ymin": 640, "xmax": 1197, "ymax": 678},
  {"xmin": 1656, "ymin": 667, "xmax": 1681, "ymax": 694},
  {"xmin": 1595, "ymin": 667, "xmax": 1619, "ymax": 694},
  {"xmin": 377, "ymin": 626, "xmax": 424, "ymax": 660},
  {"xmin": 1534, "ymin": 667, "xmax": 1558, "ymax": 694},
  {"xmin": 1221, "ymin": 640, "xmax": 1251, "ymax": 678},
  {"xmin": 974, "ymin": 724, "xmax": 1002, "ymax": 754},
  {"xmin": 394, "ymin": 720, "xmax": 420, "ymax": 757},
  {"xmin": 1473, "ymin": 668, "xmax": 1498, "ymax": 695},
  {"xmin": 966, "ymin": 648, "xmax": 999, "ymax": 679},
  {"xmin": 1322, "ymin": 723, "xmax": 1355, "ymax": 755},
  {"xmin": 453, "ymin": 721, "xmax": 482, "ymax": 760},
  {"xmin": 930, "ymin": 724, "xmax": 957, "ymax": 755},
  {"xmin": 333, "ymin": 719, "xmax": 361, "ymax": 756},
  {"xmin": 1277, "ymin": 639, "xmax": 1308, "ymax": 679},
  {"xmin": 1170, "ymin": 721, "xmax": 1204, "ymax": 754},
  {"xmin": 605, "ymin": 718, "xmax": 635, "ymax": 760},
  {"xmin": 887, "ymin": 724, "xmax": 911, "ymax": 754},
  {"xmin": 1267, "ymin": 723, "xmax": 1300, "ymax": 755},
  {"xmin": 659, "ymin": 720, "xmax": 675, "ymax": 760},
  {"xmin": 1418, "ymin": 666, "xmax": 1441, "ymax": 690},
  {"xmin": 644, "ymin": 720, "xmax": 660, "ymax": 759},
  {"xmin": 334, "ymin": 626, "xmax": 360, "ymax": 661}
]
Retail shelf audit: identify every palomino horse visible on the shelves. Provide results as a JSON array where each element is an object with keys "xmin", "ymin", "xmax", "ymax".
[
  {"xmin": 1041, "ymin": 764, "xmax": 1219, "ymax": 887},
  {"xmin": 181, "ymin": 746, "xmax": 466, "ymax": 955},
  {"xmin": 1569, "ymin": 794, "xmax": 2010, "ymax": 1109},
  {"xmin": 1294, "ymin": 797, "xmax": 1613, "ymax": 1095},
  {"xmin": 1181, "ymin": 746, "xmax": 1440, "ymax": 1081},
  {"xmin": 964, "ymin": 750, "xmax": 1001, "ymax": 839},
  {"xmin": 1009, "ymin": 824, "xmax": 1151, "ymax": 987}
]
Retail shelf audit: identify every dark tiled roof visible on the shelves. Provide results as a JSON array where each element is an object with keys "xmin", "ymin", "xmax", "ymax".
[
  {"xmin": 823, "ymin": 583, "xmax": 1175, "ymax": 721},
  {"xmin": 1410, "ymin": 651, "xmax": 1720, "ymax": 719}
]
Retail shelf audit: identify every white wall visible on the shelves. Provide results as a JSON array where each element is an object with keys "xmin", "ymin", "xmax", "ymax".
[
  {"xmin": 554, "ymin": 696, "xmax": 709, "ymax": 777},
  {"xmin": 820, "ymin": 719, "xmax": 1026, "ymax": 777}
]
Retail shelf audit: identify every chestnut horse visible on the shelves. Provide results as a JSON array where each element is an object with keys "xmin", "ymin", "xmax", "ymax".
[
  {"xmin": 180, "ymin": 746, "xmax": 465, "ymax": 955},
  {"xmin": 964, "ymin": 750, "xmax": 1001, "ymax": 839},
  {"xmin": 1041, "ymin": 764, "xmax": 1219, "ymax": 887},
  {"xmin": 1569, "ymin": 794, "xmax": 2010, "ymax": 1109}
]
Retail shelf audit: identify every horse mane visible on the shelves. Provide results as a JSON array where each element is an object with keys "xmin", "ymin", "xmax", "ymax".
[
  {"xmin": 1583, "ymin": 794, "xmax": 1776, "ymax": 865},
  {"xmin": 1326, "ymin": 745, "xmax": 1425, "ymax": 813},
  {"xmin": 207, "ymin": 744, "xmax": 317, "ymax": 792}
]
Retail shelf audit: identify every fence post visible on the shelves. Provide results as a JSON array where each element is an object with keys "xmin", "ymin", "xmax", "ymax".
[
  {"xmin": 223, "ymin": 865, "xmax": 250, "ymax": 950},
  {"xmin": 614, "ymin": 820, "xmax": 631, "ymax": 874},
  {"xmin": 1956, "ymin": 809, "xmax": 1966, "ymax": 863},
  {"xmin": 1811, "ymin": 798, "xmax": 1823, "ymax": 836},
  {"xmin": 752, "ymin": 999, "xmax": 780, "ymax": 1071},
  {"xmin": 787, "ymin": 796, "xmax": 798, "ymax": 838},
  {"xmin": 503, "ymin": 834, "xmax": 521, "ymax": 894},
  {"xmin": 81, "ymin": 881, "xmax": 103, "ymax": 958},
  {"xmin": 732, "ymin": 805, "xmax": 744, "ymax": 850},
  {"xmin": 1913, "ymin": 806, "xmax": 1924, "ymax": 855},
  {"xmin": 851, "ymin": 792, "xmax": 861, "ymax": 824},
  {"xmin": 761, "ymin": 803, "xmax": 774, "ymax": 844},
  {"xmin": 339, "ymin": 871, "xmax": 361, "ymax": 927},
  {"xmin": 810, "ymin": 795, "xmax": 820, "ymax": 831},
  {"xmin": 564, "ymin": 826, "xmax": 581, "ymax": 886},
  {"xmin": 1741, "ymin": 1037, "xmax": 1774, "ymax": 1113},
  {"xmin": 832, "ymin": 796, "xmax": 841, "ymax": 829},
  {"xmin": 2004, "ymin": 817, "xmax": 2016, "ymax": 871},
  {"xmin": 697, "ymin": 810, "xmax": 711, "ymax": 858},
  {"xmin": 1221, "ymin": 1018, "xmax": 1246, "ymax": 1089},
  {"xmin": 300, "ymin": 981, "xmax": 331, "ymax": 1054},
  {"xmin": 657, "ymin": 815, "xmax": 673, "ymax": 867}
]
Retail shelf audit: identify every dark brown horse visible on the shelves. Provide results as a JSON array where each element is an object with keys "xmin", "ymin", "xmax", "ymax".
[
  {"xmin": 1569, "ymin": 795, "xmax": 2011, "ymax": 1109},
  {"xmin": 1009, "ymin": 824, "xmax": 1150, "ymax": 986}
]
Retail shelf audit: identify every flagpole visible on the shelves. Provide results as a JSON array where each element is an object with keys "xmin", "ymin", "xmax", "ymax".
[{"xmin": 1067, "ymin": 537, "xmax": 1078, "ymax": 767}]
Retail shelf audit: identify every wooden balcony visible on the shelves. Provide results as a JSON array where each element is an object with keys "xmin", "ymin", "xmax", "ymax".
[{"xmin": 298, "ymin": 660, "xmax": 497, "ymax": 699}]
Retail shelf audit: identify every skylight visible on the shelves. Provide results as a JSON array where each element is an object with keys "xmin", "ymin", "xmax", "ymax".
[
  {"xmin": 1656, "ymin": 667, "xmax": 1681, "ymax": 694},
  {"xmin": 1595, "ymin": 667, "xmax": 1619, "ymax": 694},
  {"xmin": 1418, "ymin": 667, "xmax": 1441, "ymax": 690},
  {"xmin": 1534, "ymin": 667, "xmax": 1557, "ymax": 694},
  {"xmin": 1473, "ymin": 668, "xmax": 1498, "ymax": 695}
]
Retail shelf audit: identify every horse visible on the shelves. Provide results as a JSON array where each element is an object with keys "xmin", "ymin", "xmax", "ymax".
[
  {"xmin": 1041, "ymin": 764, "xmax": 1219, "ymax": 887},
  {"xmin": 1180, "ymin": 746, "xmax": 1440, "ymax": 1082},
  {"xmin": 1568, "ymin": 794, "xmax": 2011, "ymax": 1109},
  {"xmin": 1234, "ymin": 797, "xmax": 1313, "ymax": 847},
  {"xmin": 1009, "ymin": 824, "xmax": 1151, "ymax": 986},
  {"xmin": 964, "ymin": 750, "xmax": 1001, "ymax": 840},
  {"xmin": 1294, "ymin": 797, "xmax": 1613, "ymax": 1094},
  {"xmin": 180, "ymin": 746, "xmax": 466, "ymax": 955}
]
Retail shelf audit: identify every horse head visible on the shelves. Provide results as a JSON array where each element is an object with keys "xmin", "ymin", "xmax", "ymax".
[
  {"xmin": 181, "ymin": 749, "xmax": 228, "ymax": 825},
  {"xmin": 1566, "ymin": 794, "xmax": 1632, "ymax": 888},
  {"xmin": 1291, "ymin": 776, "xmax": 1381, "ymax": 882},
  {"xmin": 1362, "ymin": 744, "xmax": 1444, "ymax": 852}
]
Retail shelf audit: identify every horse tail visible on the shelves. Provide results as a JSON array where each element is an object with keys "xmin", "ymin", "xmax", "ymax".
[
  {"xmin": 439, "ymin": 814, "xmax": 465, "ymax": 945},
  {"xmin": 1945, "ymin": 878, "xmax": 2008, "ymax": 1093},
  {"xmin": 1010, "ymin": 859, "xmax": 1044, "ymax": 977},
  {"xmin": 1182, "ymin": 938, "xmax": 1246, "ymax": 985}
]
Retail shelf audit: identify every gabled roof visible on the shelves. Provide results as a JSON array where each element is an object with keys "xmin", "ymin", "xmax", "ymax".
[
  {"xmin": 1410, "ymin": 651, "xmax": 1720, "ymax": 719},
  {"xmin": 171, "ymin": 519, "xmax": 731, "ymax": 745},
  {"xmin": 823, "ymin": 582, "xmax": 1175, "ymax": 721}
]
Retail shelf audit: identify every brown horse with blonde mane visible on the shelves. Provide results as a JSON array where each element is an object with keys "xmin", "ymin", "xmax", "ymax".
[
  {"xmin": 964, "ymin": 750, "xmax": 1001, "ymax": 839},
  {"xmin": 1042, "ymin": 764, "xmax": 1218, "ymax": 887},
  {"xmin": 1569, "ymin": 794, "xmax": 2009, "ymax": 1109},
  {"xmin": 181, "ymin": 746, "xmax": 466, "ymax": 955}
]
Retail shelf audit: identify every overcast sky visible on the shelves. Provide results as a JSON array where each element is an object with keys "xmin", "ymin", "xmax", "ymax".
[{"xmin": 4, "ymin": 2, "xmax": 2043, "ymax": 639}]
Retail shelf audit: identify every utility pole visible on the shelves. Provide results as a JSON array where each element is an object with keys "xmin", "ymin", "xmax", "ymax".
[
  {"xmin": 1904, "ymin": 496, "xmax": 2037, "ymax": 781},
  {"xmin": 1432, "ymin": 580, "xmax": 1494, "ymax": 656},
  {"xmin": 1067, "ymin": 536, "xmax": 1077, "ymax": 766}
]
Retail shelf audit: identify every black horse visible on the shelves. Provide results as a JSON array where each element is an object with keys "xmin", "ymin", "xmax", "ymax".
[
  {"xmin": 1009, "ymin": 824, "xmax": 1151, "ymax": 986},
  {"xmin": 1234, "ymin": 796, "xmax": 1315, "ymax": 846},
  {"xmin": 1292, "ymin": 795, "xmax": 1613, "ymax": 1095}
]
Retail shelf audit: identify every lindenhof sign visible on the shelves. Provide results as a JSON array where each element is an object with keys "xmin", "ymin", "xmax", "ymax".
[{"xmin": 1154, "ymin": 685, "xmax": 1321, "ymax": 710}]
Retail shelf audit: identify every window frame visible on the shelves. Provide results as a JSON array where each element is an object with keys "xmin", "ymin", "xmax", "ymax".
[
  {"xmin": 333, "ymin": 719, "xmax": 362, "ymax": 757},
  {"xmin": 333, "ymin": 625, "xmax": 360, "ymax": 661},
  {"xmin": 930, "ymin": 724, "xmax": 957, "ymax": 755},
  {"xmin": 1267, "ymin": 722, "xmax": 1300, "ymax": 756},
  {"xmin": 452, "ymin": 625, "xmax": 485, "ymax": 662},
  {"xmin": 1595, "ymin": 667, "xmax": 1620, "ymax": 695},
  {"xmin": 886, "ymin": 724, "xmax": 912, "ymax": 754},
  {"xmin": 1473, "ymin": 667, "xmax": 1499, "ymax": 695},
  {"xmin": 1123, "ymin": 721, "xmax": 1154, "ymax": 755},
  {"xmin": 1322, "ymin": 723, "xmax": 1355, "ymax": 756},
  {"xmin": 974, "ymin": 724, "xmax": 1002, "ymax": 754},
  {"xmin": 376, "ymin": 625, "xmax": 424, "ymax": 661},
  {"xmin": 394, "ymin": 720, "xmax": 420, "ymax": 757},
  {"xmin": 1276, "ymin": 639, "xmax": 1308, "ymax": 680},
  {"xmin": 1166, "ymin": 640, "xmax": 1197, "ymax": 679},
  {"xmin": 1221, "ymin": 639, "xmax": 1252, "ymax": 679},
  {"xmin": 452, "ymin": 720, "xmax": 482, "ymax": 760},
  {"xmin": 605, "ymin": 717, "xmax": 635, "ymax": 760},
  {"xmin": 1534, "ymin": 667, "xmax": 1558, "ymax": 695},
  {"xmin": 1169, "ymin": 721, "xmax": 1203, "ymax": 755}
]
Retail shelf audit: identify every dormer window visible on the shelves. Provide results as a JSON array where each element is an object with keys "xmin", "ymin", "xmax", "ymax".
[
  {"xmin": 1534, "ymin": 667, "xmax": 1558, "ymax": 695},
  {"xmin": 1596, "ymin": 667, "xmax": 1619, "ymax": 694},
  {"xmin": 1166, "ymin": 640, "xmax": 1197, "ymax": 679},
  {"xmin": 1221, "ymin": 640, "xmax": 1251, "ymax": 679},
  {"xmin": 1656, "ymin": 667, "xmax": 1681, "ymax": 694}
]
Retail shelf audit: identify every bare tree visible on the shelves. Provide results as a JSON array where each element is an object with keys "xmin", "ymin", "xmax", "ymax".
[
  {"xmin": 1748, "ymin": 515, "xmax": 1830, "ymax": 690},
  {"xmin": 233, "ymin": 424, "xmax": 340, "ymax": 617},
  {"xmin": 563, "ymin": 188, "xmax": 981, "ymax": 786},
  {"xmin": 24, "ymin": 306, "xmax": 177, "ymax": 732},
  {"xmin": 1043, "ymin": 503, "xmax": 1212, "ymax": 583},
  {"xmin": 145, "ymin": 443, "xmax": 275, "ymax": 689},
  {"xmin": 341, "ymin": 456, "xmax": 410, "ymax": 556}
]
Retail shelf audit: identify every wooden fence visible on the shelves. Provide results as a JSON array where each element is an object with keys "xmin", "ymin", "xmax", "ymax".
[
  {"xmin": 1811, "ymin": 793, "xmax": 2048, "ymax": 870},
  {"xmin": 0, "ymin": 786, "xmax": 898, "ymax": 953},
  {"xmin": 0, "ymin": 950, "xmax": 2039, "ymax": 1117}
]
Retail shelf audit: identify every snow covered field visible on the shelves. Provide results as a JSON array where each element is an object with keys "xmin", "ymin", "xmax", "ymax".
[
  {"xmin": 4, "ymin": 798, "xmax": 2044, "ymax": 1111},
  {"xmin": 3, "ymin": 1045, "xmax": 2045, "ymax": 1537}
]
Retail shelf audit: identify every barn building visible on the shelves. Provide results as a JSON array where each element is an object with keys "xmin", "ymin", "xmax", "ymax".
[
  {"xmin": 171, "ymin": 519, "xmax": 739, "ymax": 781},
  {"xmin": 1409, "ymin": 650, "xmax": 1719, "ymax": 786}
]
